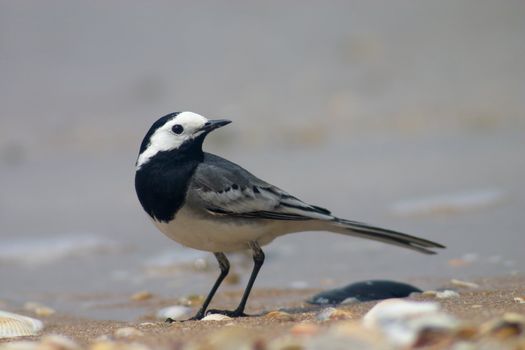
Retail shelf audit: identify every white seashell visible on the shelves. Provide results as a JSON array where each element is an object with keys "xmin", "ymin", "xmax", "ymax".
[
  {"xmin": 201, "ymin": 314, "xmax": 232, "ymax": 321},
  {"xmin": 450, "ymin": 279, "xmax": 479, "ymax": 289},
  {"xmin": 0, "ymin": 340, "xmax": 39, "ymax": 350},
  {"xmin": 363, "ymin": 299, "xmax": 458, "ymax": 346},
  {"xmin": 155, "ymin": 306, "xmax": 192, "ymax": 321},
  {"xmin": 435, "ymin": 290, "xmax": 460, "ymax": 299},
  {"xmin": 0, "ymin": 310, "xmax": 43, "ymax": 339}
]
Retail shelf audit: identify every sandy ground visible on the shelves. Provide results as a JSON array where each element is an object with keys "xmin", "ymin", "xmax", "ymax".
[{"xmin": 2, "ymin": 275, "xmax": 524, "ymax": 349}]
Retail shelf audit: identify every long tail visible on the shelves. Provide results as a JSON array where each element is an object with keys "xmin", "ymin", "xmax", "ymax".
[{"xmin": 324, "ymin": 217, "xmax": 445, "ymax": 254}]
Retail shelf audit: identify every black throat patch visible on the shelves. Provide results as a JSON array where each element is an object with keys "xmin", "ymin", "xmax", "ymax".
[{"xmin": 135, "ymin": 134, "xmax": 206, "ymax": 222}]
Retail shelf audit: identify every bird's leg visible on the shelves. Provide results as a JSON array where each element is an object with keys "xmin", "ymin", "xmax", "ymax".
[
  {"xmin": 166, "ymin": 252, "xmax": 230, "ymax": 322},
  {"xmin": 207, "ymin": 241, "xmax": 265, "ymax": 318}
]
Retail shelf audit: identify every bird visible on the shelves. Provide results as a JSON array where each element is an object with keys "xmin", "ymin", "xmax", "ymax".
[{"xmin": 134, "ymin": 111, "xmax": 445, "ymax": 321}]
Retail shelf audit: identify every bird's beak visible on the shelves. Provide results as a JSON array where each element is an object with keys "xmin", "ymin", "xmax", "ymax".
[{"xmin": 199, "ymin": 119, "xmax": 232, "ymax": 133}]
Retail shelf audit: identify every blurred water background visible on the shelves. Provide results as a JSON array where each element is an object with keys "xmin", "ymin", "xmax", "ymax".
[{"xmin": 1, "ymin": 1, "xmax": 524, "ymax": 320}]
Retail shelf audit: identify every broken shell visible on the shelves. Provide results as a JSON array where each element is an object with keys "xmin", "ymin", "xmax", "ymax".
[
  {"xmin": 130, "ymin": 291, "xmax": 153, "ymax": 301},
  {"xmin": 201, "ymin": 313, "xmax": 232, "ymax": 321},
  {"xmin": 316, "ymin": 307, "xmax": 352, "ymax": 321},
  {"xmin": 363, "ymin": 299, "xmax": 458, "ymax": 346},
  {"xmin": 450, "ymin": 279, "xmax": 479, "ymax": 289},
  {"xmin": 265, "ymin": 311, "xmax": 294, "ymax": 321},
  {"xmin": 513, "ymin": 296, "xmax": 525, "ymax": 304},
  {"xmin": 114, "ymin": 327, "xmax": 144, "ymax": 338},
  {"xmin": 0, "ymin": 310, "xmax": 43, "ymax": 339},
  {"xmin": 155, "ymin": 305, "xmax": 192, "ymax": 321},
  {"xmin": 39, "ymin": 334, "xmax": 81, "ymax": 350},
  {"xmin": 480, "ymin": 313, "xmax": 525, "ymax": 339}
]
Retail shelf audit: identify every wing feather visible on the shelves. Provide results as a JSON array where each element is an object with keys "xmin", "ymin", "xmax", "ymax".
[{"xmin": 188, "ymin": 154, "xmax": 332, "ymax": 221}]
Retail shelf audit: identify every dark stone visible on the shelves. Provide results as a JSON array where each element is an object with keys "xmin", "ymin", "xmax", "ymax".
[{"xmin": 308, "ymin": 280, "xmax": 422, "ymax": 305}]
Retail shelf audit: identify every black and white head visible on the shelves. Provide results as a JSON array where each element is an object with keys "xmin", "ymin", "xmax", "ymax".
[{"xmin": 136, "ymin": 111, "xmax": 231, "ymax": 170}]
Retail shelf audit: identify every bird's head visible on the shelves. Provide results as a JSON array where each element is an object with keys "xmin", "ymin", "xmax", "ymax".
[{"xmin": 136, "ymin": 111, "xmax": 231, "ymax": 169}]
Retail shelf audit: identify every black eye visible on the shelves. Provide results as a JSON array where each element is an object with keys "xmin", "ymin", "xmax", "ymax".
[{"xmin": 172, "ymin": 124, "xmax": 184, "ymax": 134}]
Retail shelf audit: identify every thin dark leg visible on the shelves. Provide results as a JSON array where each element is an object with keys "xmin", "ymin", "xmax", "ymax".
[
  {"xmin": 207, "ymin": 241, "xmax": 265, "ymax": 318},
  {"xmin": 166, "ymin": 252, "xmax": 230, "ymax": 322}
]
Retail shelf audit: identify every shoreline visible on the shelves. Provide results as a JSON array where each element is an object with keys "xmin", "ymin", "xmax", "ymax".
[{"xmin": 1, "ymin": 275, "xmax": 524, "ymax": 348}]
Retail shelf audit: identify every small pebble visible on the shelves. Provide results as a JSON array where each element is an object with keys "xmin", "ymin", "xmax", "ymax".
[
  {"xmin": 193, "ymin": 258, "xmax": 208, "ymax": 270},
  {"xmin": 114, "ymin": 327, "xmax": 144, "ymax": 338},
  {"xmin": 290, "ymin": 322, "xmax": 320, "ymax": 336},
  {"xmin": 155, "ymin": 305, "xmax": 192, "ymax": 321},
  {"xmin": 316, "ymin": 307, "xmax": 352, "ymax": 321},
  {"xmin": 39, "ymin": 335, "xmax": 81, "ymax": 350},
  {"xmin": 201, "ymin": 314, "xmax": 232, "ymax": 321},
  {"xmin": 450, "ymin": 279, "xmax": 479, "ymax": 289},
  {"xmin": 265, "ymin": 311, "xmax": 294, "ymax": 321},
  {"xmin": 422, "ymin": 290, "xmax": 438, "ymax": 297},
  {"xmin": 130, "ymin": 291, "xmax": 153, "ymax": 301},
  {"xmin": 34, "ymin": 307, "xmax": 56, "ymax": 317},
  {"xmin": 178, "ymin": 294, "xmax": 204, "ymax": 306},
  {"xmin": 23, "ymin": 302, "xmax": 55, "ymax": 316}
]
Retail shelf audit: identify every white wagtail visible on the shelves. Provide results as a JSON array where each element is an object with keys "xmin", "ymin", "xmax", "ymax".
[{"xmin": 135, "ymin": 111, "xmax": 444, "ymax": 321}]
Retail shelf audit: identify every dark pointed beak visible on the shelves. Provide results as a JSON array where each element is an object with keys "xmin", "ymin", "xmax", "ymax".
[{"xmin": 199, "ymin": 119, "xmax": 232, "ymax": 133}]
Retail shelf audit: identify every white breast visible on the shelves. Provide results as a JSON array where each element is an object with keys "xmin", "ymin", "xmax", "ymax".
[{"xmin": 152, "ymin": 206, "xmax": 289, "ymax": 252}]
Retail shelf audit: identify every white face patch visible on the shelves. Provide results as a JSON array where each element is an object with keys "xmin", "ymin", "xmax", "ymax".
[{"xmin": 136, "ymin": 111, "xmax": 209, "ymax": 169}]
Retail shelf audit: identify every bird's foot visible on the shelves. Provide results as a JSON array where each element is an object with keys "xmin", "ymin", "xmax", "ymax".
[{"xmin": 206, "ymin": 308, "xmax": 248, "ymax": 318}]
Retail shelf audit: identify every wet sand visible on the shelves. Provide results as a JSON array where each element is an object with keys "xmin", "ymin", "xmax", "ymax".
[{"xmin": 2, "ymin": 275, "xmax": 524, "ymax": 348}]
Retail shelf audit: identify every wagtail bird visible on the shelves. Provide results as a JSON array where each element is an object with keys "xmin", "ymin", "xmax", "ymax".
[{"xmin": 134, "ymin": 111, "xmax": 444, "ymax": 320}]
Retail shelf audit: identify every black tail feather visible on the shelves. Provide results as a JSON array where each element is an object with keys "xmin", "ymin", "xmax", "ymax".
[{"xmin": 332, "ymin": 218, "xmax": 445, "ymax": 255}]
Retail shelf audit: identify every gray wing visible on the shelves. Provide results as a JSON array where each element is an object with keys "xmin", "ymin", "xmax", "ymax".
[{"xmin": 187, "ymin": 153, "xmax": 333, "ymax": 221}]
